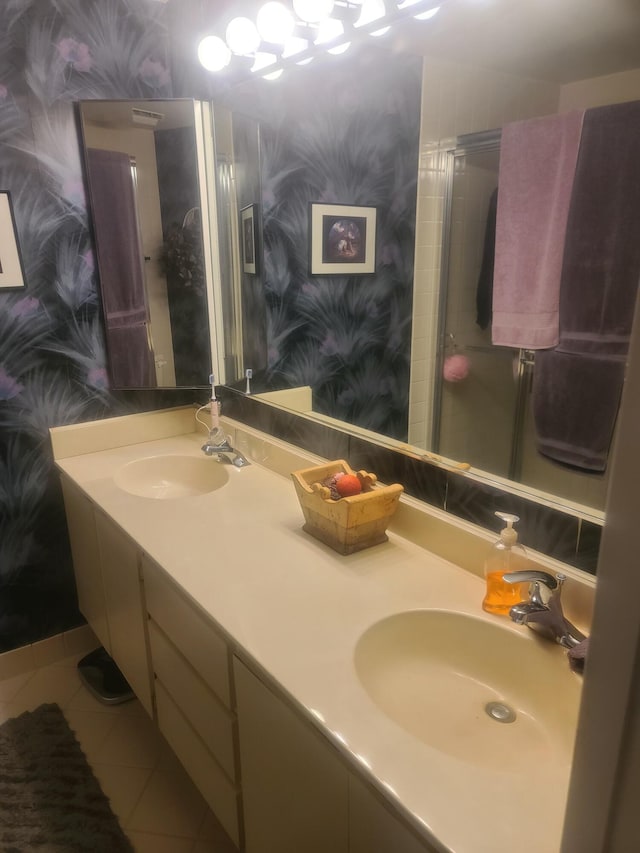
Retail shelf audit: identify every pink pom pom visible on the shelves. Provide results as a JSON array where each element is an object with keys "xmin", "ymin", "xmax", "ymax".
[{"xmin": 443, "ymin": 354, "xmax": 470, "ymax": 382}]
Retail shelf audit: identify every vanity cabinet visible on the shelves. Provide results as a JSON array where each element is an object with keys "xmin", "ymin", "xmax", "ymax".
[
  {"xmin": 142, "ymin": 557, "xmax": 242, "ymax": 848},
  {"xmin": 233, "ymin": 657, "xmax": 435, "ymax": 853},
  {"xmin": 233, "ymin": 656, "xmax": 349, "ymax": 853},
  {"xmin": 60, "ymin": 477, "xmax": 110, "ymax": 652},
  {"xmin": 60, "ymin": 476, "xmax": 153, "ymax": 716}
]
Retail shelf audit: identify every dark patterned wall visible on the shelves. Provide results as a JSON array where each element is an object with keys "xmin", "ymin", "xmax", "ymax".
[
  {"xmin": 239, "ymin": 51, "xmax": 422, "ymax": 440},
  {"xmin": 0, "ymin": 0, "xmax": 175, "ymax": 653}
]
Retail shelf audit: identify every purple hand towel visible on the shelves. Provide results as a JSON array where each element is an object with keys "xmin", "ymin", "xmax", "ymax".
[
  {"xmin": 533, "ymin": 101, "xmax": 640, "ymax": 472},
  {"xmin": 492, "ymin": 110, "xmax": 585, "ymax": 349}
]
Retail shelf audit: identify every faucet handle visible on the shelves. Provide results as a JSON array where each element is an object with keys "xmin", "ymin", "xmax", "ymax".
[{"xmin": 502, "ymin": 570, "xmax": 559, "ymax": 589}]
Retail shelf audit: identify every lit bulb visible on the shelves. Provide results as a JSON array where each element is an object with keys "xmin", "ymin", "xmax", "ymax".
[
  {"xmin": 292, "ymin": 0, "xmax": 334, "ymax": 24},
  {"xmin": 355, "ymin": 0, "xmax": 386, "ymax": 26},
  {"xmin": 197, "ymin": 36, "xmax": 231, "ymax": 71},
  {"xmin": 263, "ymin": 68, "xmax": 284, "ymax": 80},
  {"xmin": 296, "ymin": 56, "xmax": 314, "ymax": 65},
  {"xmin": 225, "ymin": 17, "xmax": 260, "ymax": 55},
  {"xmin": 251, "ymin": 52, "xmax": 277, "ymax": 72},
  {"xmin": 397, "ymin": 0, "xmax": 421, "ymax": 7},
  {"xmin": 256, "ymin": 2, "xmax": 295, "ymax": 44},
  {"xmin": 414, "ymin": 5, "xmax": 440, "ymax": 20}
]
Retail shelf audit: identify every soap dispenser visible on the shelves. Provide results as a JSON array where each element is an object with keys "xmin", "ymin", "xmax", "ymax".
[{"xmin": 482, "ymin": 511, "xmax": 528, "ymax": 616}]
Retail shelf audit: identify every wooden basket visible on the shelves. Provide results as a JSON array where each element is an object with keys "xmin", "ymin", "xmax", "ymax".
[{"xmin": 291, "ymin": 460, "xmax": 403, "ymax": 555}]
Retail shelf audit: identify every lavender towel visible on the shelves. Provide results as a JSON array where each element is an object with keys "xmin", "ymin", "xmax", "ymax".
[
  {"xmin": 533, "ymin": 101, "xmax": 640, "ymax": 472},
  {"xmin": 492, "ymin": 110, "xmax": 585, "ymax": 349}
]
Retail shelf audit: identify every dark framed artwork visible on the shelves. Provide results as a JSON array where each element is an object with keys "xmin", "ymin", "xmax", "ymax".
[
  {"xmin": 0, "ymin": 191, "xmax": 26, "ymax": 290},
  {"xmin": 309, "ymin": 202, "xmax": 377, "ymax": 275},
  {"xmin": 241, "ymin": 203, "xmax": 258, "ymax": 275}
]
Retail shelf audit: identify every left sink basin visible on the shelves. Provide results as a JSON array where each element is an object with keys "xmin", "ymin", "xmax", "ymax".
[{"xmin": 114, "ymin": 455, "xmax": 229, "ymax": 499}]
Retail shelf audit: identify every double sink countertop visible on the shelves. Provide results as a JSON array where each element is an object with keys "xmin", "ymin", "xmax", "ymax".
[{"xmin": 51, "ymin": 407, "xmax": 588, "ymax": 853}]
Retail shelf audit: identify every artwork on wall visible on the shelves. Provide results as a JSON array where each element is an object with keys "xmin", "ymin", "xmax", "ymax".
[
  {"xmin": 0, "ymin": 192, "xmax": 26, "ymax": 290},
  {"xmin": 241, "ymin": 203, "xmax": 258, "ymax": 274},
  {"xmin": 309, "ymin": 203, "xmax": 377, "ymax": 275}
]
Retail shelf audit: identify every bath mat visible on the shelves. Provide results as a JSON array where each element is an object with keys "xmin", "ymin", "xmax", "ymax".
[{"xmin": 0, "ymin": 702, "xmax": 134, "ymax": 852}]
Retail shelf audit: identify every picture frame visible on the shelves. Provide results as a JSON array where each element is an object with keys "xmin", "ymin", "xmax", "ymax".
[
  {"xmin": 309, "ymin": 202, "xmax": 377, "ymax": 275},
  {"xmin": 0, "ymin": 191, "xmax": 27, "ymax": 291},
  {"xmin": 240, "ymin": 203, "xmax": 258, "ymax": 275}
]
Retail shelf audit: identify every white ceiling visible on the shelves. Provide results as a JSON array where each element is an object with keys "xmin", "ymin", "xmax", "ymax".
[{"xmin": 387, "ymin": 0, "xmax": 640, "ymax": 83}]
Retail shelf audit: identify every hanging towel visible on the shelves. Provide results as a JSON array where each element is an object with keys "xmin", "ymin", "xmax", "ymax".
[
  {"xmin": 533, "ymin": 100, "xmax": 640, "ymax": 472},
  {"xmin": 533, "ymin": 350, "xmax": 627, "ymax": 471},
  {"xmin": 475, "ymin": 187, "xmax": 498, "ymax": 330},
  {"xmin": 491, "ymin": 110, "xmax": 585, "ymax": 349}
]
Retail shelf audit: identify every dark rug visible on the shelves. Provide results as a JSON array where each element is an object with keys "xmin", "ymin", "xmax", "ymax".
[{"xmin": 0, "ymin": 703, "xmax": 134, "ymax": 852}]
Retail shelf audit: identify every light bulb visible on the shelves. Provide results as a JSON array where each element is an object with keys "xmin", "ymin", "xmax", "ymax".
[
  {"xmin": 263, "ymin": 68, "xmax": 284, "ymax": 80},
  {"xmin": 251, "ymin": 51, "xmax": 277, "ymax": 72},
  {"xmin": 414, "ymin": 5, "xmax": 441, "ymax": 20},
  {"xmin": 292, "ymin": 0, "xmax": 334, "ymax": 24},
  {"xmin": 370, "ymin": 26, "xmax": 390, "ymax": 36},
  {"xmin": 397, "ymin": 0, "xmax": 421, "ymax": 7},
  {"xmin": 225, "ymin": 17, "xmax": 260, "ymax": 55},
  {"xmin": 355, "ymin": 0, "xmax": 386, "ymax": 26},
  {"xmin": 197, "ymin": 36, "xmax": 231, "ymax": 71},
  {"xmin": 296, "ymin": 56, "xmax": 314, "ymax": 65},
  {"xmin": 256, "ymin": 2, "xmax": 295, "ymax": 44},
  {"xmin": 315, "ymin": 17, "xmax": 344, "ymax": 46}
]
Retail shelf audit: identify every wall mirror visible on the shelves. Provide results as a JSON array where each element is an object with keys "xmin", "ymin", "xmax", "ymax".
[
  {"xmin": 78, "ymin": 99, "xmax": 215, "ymax": 390},
  {"xmin": 209, "ymin": 2, "xmax": 640, "ymax": 531}
]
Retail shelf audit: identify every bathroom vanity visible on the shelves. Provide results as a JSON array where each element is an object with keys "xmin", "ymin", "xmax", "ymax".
[{"xmin": 50, "ymin": 406, "xmax": 591, "ymax": 853}]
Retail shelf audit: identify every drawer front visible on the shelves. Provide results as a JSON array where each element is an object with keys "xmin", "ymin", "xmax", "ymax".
[
  {"xmin": 149, "ymin": 619, "xmax": 237, "ymax": 780},
  {"xmin": 155, "ymin": 682, "xmax": 241, "ymax": 848},
  {"xmin": 142, "ymin": 556, "xmax": 231, "ymax": 708}
]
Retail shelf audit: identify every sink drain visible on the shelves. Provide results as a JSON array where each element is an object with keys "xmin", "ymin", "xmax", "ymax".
[{"xmin": 485, "ymin": 701, "xmax": 517, "ymax": 723}]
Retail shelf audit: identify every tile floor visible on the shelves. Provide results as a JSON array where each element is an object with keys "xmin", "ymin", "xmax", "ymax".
[{"xmin": 0, "ymin": 629, "xmax": 237, "ymax": 853}]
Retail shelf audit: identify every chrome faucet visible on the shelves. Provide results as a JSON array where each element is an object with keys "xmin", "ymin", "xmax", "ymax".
[
  {"xmin": 502, "ymin": 570, "xmax": 586, "ymax": 649},
  {"xmin": 201, "ymin": 427, "xmax": 250, "ymax": 468}
]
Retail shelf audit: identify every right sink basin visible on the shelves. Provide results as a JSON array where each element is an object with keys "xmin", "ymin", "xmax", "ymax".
[{"xmin": 354, "ymin": 609, "xmax": 581, "ymax": 772}]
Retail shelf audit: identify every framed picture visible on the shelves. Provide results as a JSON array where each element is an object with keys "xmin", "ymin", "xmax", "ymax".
[
  {"xmin": 309, "ymin": 202, "xmax": 377, "ymax": 275},
  {"xmin": 0, "ymin": 192, "xmax": 26, "ymax": 291},
  {"xmin": 240, "ymin": 204, "xmax": 258, "ymax": 275}
]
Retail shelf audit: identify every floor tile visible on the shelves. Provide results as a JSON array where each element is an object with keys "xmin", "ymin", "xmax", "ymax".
[
  {"xmin": 8, "ymin": 663, "xmax": 82, "ymax": 712},
  {"xmin": 94, "ymin": 711, "xmax": 165, "ymax": 768},
  {"xmin": 32, "ymin": 633, "xmax": 66, "ymax": 668},
  {"xmin": 126, "ymin": 759, "xmax": 208, "ymax": 838},
  {"xmin": 0, "ymin": 644, "xmax": 35, "ymax": 680},
  {"xmin": 92, "ymin": 762, "xmax": 153, "ymax": 825},
  {"xmin": 127, "ymin": 831, "xmax": 195, "ymax": 853},
  {"xmin": 198, "ymin": 809, "xmax": 238, "ymax": 852},
  {"xmin": 63, "ymin": 706, "xmax": 120, "ymax": 764},
  {"xmin": 0, "ymin": 669, "xmax": 35, "ymax": 703}
]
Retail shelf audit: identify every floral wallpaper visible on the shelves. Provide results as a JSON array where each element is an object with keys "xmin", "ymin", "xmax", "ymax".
[
  {"xmin": 0, "ymin": 0, "xmax": 175, "ymax": 653},
  {"xmin": 233, "ymin": 51, "xmax": 422, "ymax": 439}
]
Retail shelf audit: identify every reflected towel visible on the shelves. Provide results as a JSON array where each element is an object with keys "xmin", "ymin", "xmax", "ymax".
[
  {"xmin": 556, "ymin": 100, "xmax": 640, "ymax": 357},
  {"xmin": 492, "ymin": 110, "xmax": 584, "ymax": 349},
  {"xmin": 533, "ymin": 350, "xmax": 626, "ymax": 472}
]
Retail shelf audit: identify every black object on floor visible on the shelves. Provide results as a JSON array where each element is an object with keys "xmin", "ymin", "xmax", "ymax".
[{"xmin": 77, "ymin": 647, "xmax": 135, "ymax": 704}]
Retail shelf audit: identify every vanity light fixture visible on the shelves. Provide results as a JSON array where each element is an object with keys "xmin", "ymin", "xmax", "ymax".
[{"xmin": 197, "ymin": 0, "xmax": 444, "ymax": 81}]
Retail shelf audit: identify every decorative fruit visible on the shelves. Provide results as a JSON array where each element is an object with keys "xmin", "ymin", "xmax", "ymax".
[{"xmin": 335, "ymin": 473, "xmax": 362, "ymax": 497}]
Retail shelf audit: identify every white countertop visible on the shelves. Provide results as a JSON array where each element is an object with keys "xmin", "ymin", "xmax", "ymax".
[{"xmin": 54, "ymin": 416, "xmax": 580, "ymax": 853}]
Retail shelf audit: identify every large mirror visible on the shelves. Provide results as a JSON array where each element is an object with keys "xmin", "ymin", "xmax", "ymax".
[
  {"xmin": 79, "ymin": 99, "xmax": 214, "ymax": 390},
  {"xmin": 210, "ymin": 3, "xmax": 640, "ymax": 521}
]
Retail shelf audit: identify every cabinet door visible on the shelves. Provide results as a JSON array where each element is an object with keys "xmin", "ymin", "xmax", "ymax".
[
  {"xmin": 349, "ymin": 774, "xmax": 437, "ymax": 853},
  {"xmin": 234, "ymin": 657, "xmax": 349, "ymax": 853},
  {"xmin": 94, "ymin": 511, "xmax": 153, "ymax": 716},
  {"xmin": 60, "ymin": 477, "xmax": 110, "ymax": 653}
]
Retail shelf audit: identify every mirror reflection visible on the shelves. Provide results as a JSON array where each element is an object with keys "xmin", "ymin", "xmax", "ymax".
[
  {"xmin": 79, "ymin": 99, "xmax": 212, "ymax": 389},
  {"xmin": 213, "ymin": 38, "xmax": 640, "ymax": 516}
]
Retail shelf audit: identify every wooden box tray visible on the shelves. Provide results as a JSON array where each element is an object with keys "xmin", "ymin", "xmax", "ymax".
[{"xmin": 291, "ymin": 460, "xmax": 403, "ymax": 555}]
